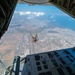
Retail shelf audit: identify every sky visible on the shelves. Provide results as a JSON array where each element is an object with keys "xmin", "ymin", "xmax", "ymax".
[
  {"xmin": 16, "ymin": 4, "xmax": 65, "ymax": 14},
  {"xmin": 13, "ymin": 4, "xmax": 75, "ymax": 31}
]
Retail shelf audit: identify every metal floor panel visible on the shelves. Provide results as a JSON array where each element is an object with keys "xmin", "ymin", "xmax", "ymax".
[{"xmin": 21, "ymin": 47, "xmax": 75, "ymax": 75}]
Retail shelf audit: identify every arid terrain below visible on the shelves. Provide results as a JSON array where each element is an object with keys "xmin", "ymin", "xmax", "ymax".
[{"xmin": 0, "ymin": 26, "xmax": 75, "ymax": 73}]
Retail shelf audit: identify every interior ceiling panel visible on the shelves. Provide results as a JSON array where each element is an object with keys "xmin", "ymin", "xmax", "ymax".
[{"xmin": 18, "ymin": 0, "xmax": 51, "ymax": 5}]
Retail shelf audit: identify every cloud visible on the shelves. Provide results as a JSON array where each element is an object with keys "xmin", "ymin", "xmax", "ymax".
[
  {"xmin": 50, "ymin": 15, "xmax": 55, "ymax": 18},
  {"xmin": 52, "ymin": 20, "xmax": 56, "ymax": 21},
  {"xmin": 15, "ymin": 11, "xmax": 45, "ymax": 17}
]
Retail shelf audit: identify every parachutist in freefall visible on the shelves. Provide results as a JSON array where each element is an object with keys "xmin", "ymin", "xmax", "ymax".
[{"xmin": 30, "ymin": 33, "xmax": 38, "ymax": 43}]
